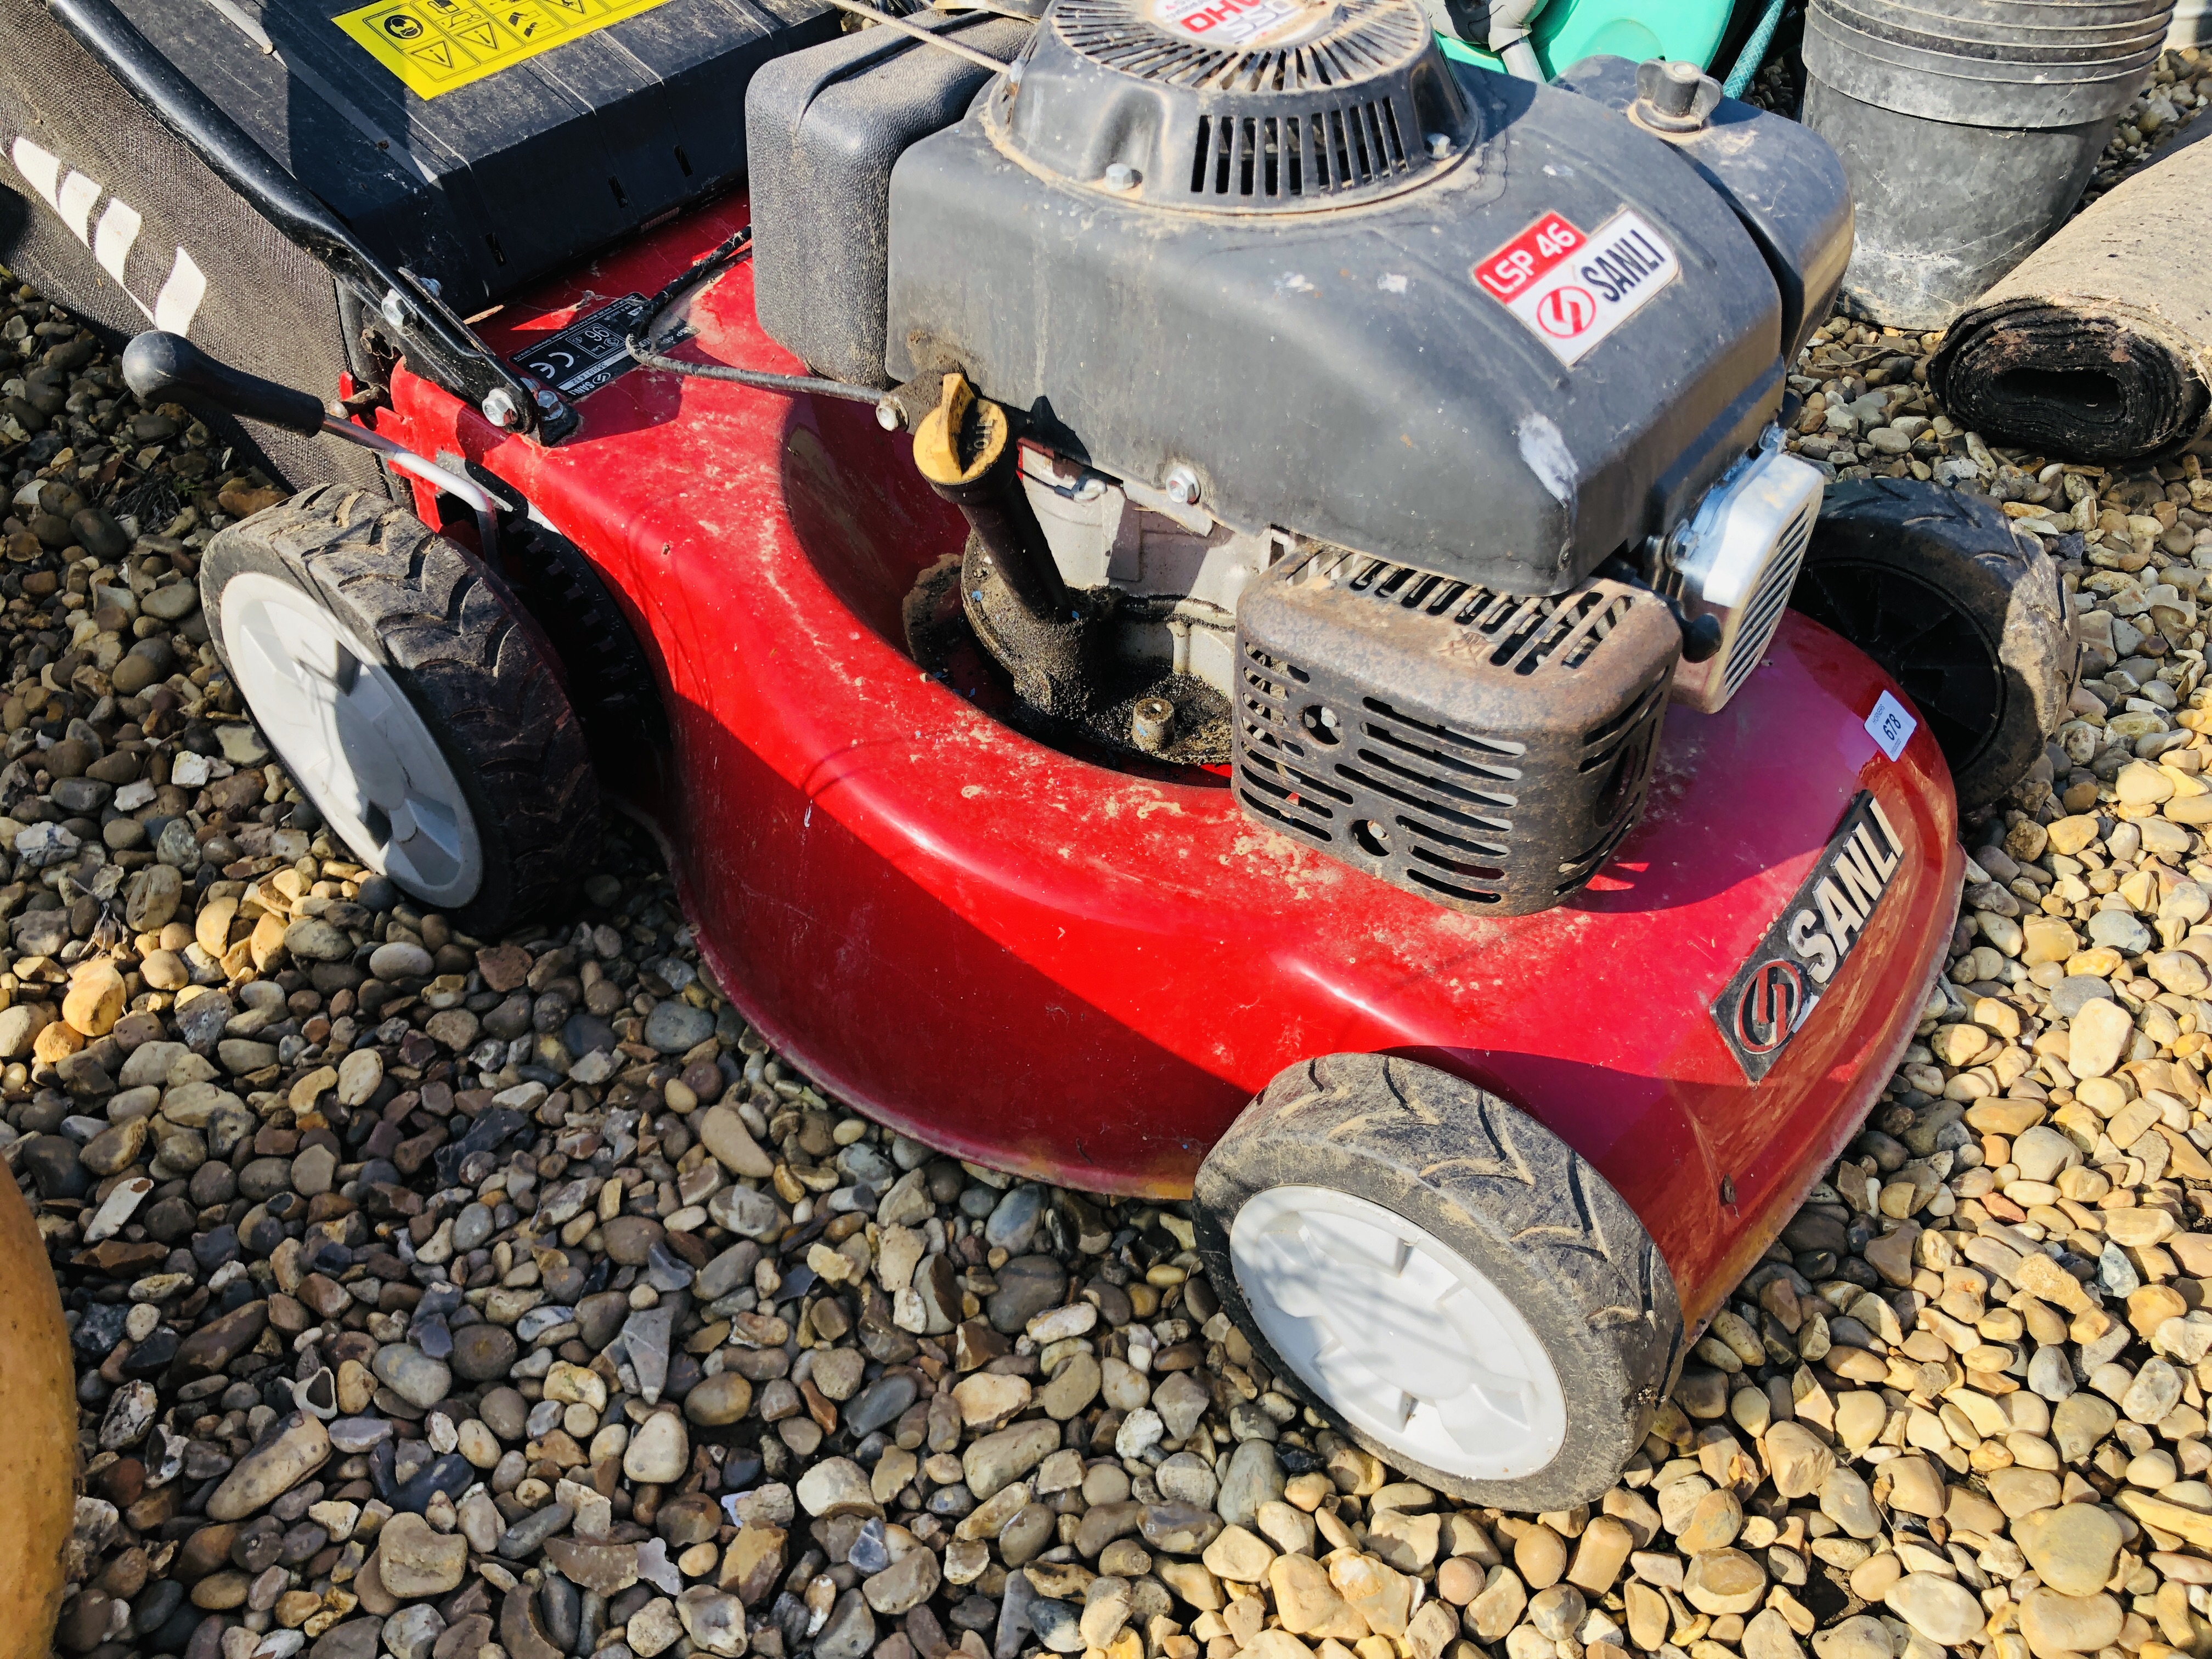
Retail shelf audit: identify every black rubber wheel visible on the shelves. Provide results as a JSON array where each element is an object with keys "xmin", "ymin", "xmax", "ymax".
[
  {"xmin": 1791, "ymin": 478, "xmax": 2073, "ymax": 813},
  {"xmin": 1192, "ymin": 1053, "xmax": 1684, "ymax": 1510},
  {"xmin": 200, "ymin": 485, "xmax": 600, "ymax": 935}
]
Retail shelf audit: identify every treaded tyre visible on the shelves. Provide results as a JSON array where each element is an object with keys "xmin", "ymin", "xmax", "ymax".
[
  {"xmin": 200, "ymin": 484, "xmax": 600, "ymax": 935},
  {"xmin": 1192, "ymin": 1053, "xmax": 1684, "ymax": 1510},
  {"xmin": 1791, "ymin": 478, "xmax": 2072, "ymax": 814}
]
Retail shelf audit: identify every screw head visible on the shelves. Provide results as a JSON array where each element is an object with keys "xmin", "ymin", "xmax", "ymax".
[
  {"xmin": 1164, "ymin": 465, "xmax": 1200, "ymax": 507},
  {"xmin": 379, "ymin": 290, "xmax": 412, "ymax": 331},
  {"xmin": 532, "ymin": 387, "xmax": 562, "ymax": 411},
  {"xmin": 875, "ymin": 398, "xmax": 903, "ymax": 432},
  {"xmin": 1104, "ymin": 162, "xmax": 1139, "ymax": 191},
  {"xmin": 480, "ymin": 388, "xmax": 520, "ymax": 430},
  {"xmin": 1426, "ymin": 132, "xmax": 1453, "ymax": 159}
]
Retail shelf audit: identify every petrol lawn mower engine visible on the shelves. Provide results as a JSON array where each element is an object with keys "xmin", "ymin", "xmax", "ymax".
[{"xmin": 750, "ymin": 16, "xmax": 1850, "ymax": 913}]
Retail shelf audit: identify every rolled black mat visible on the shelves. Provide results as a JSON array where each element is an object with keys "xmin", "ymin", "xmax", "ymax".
[{"xmin": 1928, "ymin": 125, "xmax": 2212, "ymax": 461}]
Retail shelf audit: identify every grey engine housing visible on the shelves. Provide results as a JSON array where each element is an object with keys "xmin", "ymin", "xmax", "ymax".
[
  {"xmin": 744, "ymin": 8, "xmax": 1852, "ymax": 915},
  {"xmin": 749, "ymin": 4, "xmax": 1847, "ymax": 595}
]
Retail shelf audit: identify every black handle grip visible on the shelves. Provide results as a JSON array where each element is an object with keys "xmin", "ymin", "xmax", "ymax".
[{"xmin": 122, "ymin": 331, "xmax": 326, "ymax": 434}]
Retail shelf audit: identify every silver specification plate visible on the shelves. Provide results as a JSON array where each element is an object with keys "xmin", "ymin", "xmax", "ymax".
[
  {"xmin": 1712, "ymin": 791, "xmax": 1909, "ymax": 1082},
  {"xmin": 509, "ymin": 292, "xmax": 652, "ymax": 402}
]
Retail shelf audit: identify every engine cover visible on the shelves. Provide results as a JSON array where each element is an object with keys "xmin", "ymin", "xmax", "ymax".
[{"xmin": 884, "ymin": 7, "xmax": 1843, "ymax": 595}]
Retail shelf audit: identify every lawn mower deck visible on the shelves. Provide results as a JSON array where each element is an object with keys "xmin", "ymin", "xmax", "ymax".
[{"xmin": 371, "ymin": 193, "xmax": 1962, "ymax": 1334}]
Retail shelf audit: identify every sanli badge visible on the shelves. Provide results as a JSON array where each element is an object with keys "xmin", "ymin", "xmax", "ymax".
[
  {"xmin": 1473, "ymin": 207, "xmax": 1681, "ymax": 365},
  {"xmin": 1712, "ymin": 792, "xmax": 1909, "ymax": 1081}
]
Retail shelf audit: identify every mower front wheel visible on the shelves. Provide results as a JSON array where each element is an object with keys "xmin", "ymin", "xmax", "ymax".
[
  {"xmin": 1192, "ymin": 1053, "xmax": 1684, "ymax": 1510},
  {"xmin": 201, "ymin": 486, "xmax": 600, "ymax": 934}
]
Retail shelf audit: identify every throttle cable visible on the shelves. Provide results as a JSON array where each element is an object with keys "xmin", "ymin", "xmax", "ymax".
[
  {"xmin": 623, "ymin": 0, "xmax": 1031, "ymax": 411},
  {"xmin": 623, "ymin": 228, "xmax": 886, "ymax": 405}
]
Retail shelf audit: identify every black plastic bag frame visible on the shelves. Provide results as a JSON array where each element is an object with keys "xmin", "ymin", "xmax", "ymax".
[{"xmin": 45, "ymin": 0, "xmax": 574, "ymax": 443}]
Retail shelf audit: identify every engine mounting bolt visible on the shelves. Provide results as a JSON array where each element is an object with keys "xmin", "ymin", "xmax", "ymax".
[
  {"xmin": 875, "ymin": 398, "xmax": 904, "ymax": 432},
  {"xmin": 1633, "ymin": 58, "xmax": 1719, "ymax": 131},
  {"xmin": 1164, "ymin": 465, "xmax": 1200, "ymax": 507},
  {"xmin": 1104, "ymin": 163, "xmax": 1139, "ymax": 191},
  {"xmin": 1426, "ymin": 132, "xmax": 1453, "ymax": 159},
  {"xmin": 1132, "ymin": 696, "xmax": 1176, "ymax": 753},
  {"xmin": 480, "ymin": 388, "xmax": 521, "ymax": 430}
]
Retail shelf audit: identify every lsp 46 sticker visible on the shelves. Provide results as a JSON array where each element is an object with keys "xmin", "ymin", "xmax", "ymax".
[{"xmin": 1474, "ymin": 207, "xmax": 1680, "ymax": 365}]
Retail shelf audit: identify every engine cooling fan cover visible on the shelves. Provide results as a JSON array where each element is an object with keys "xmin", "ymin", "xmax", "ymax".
[{"xmin": 993, "ymin": 0, "xmax": 1479, "ymax": 211}]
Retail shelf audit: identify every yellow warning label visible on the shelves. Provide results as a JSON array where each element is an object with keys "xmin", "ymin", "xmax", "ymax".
[{"xmin": 332, "ymin": 0, "xmax": 674, "ymax": 99}]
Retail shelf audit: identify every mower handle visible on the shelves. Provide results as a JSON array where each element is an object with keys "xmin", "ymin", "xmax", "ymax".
[
  {"xmin": 122, "ymin": 330, "xmax": 326, "ymax": 435},
  {"xmin": 120, "ymin": 330, "xmax": 509, "ymax": 555}
]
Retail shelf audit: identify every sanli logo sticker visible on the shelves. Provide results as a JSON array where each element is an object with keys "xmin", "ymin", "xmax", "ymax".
[
  {"xmin": 1709, "ymin": 792, "xmax": 1909, "ymax": 1082},
  {"xmin": 1474, "ymin": 207, "xmax": 1681, "ymax": 365}
]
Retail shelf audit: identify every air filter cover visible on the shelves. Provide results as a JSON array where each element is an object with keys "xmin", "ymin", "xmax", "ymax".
[
  {"xmin": 1234, "ymin": 546, "xmax": 1681, "ymax": 915},
  {"xmin": 1000, "ymin": 0, "xmax": 1476, "ymax": 210}
]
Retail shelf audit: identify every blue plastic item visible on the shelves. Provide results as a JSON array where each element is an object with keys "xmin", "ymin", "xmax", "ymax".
[{"xmin": 1434, "ymin": 0, "xmax": 1740, "ymax": 77}]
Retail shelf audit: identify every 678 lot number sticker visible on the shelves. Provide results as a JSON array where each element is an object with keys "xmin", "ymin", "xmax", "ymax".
[{"xmin": 1474, "ymin": 208, "xmax": 1680, "ymax": 365}]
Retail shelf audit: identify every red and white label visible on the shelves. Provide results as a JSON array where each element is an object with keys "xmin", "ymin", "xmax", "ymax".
[
  {"xmin": 1149, "ymin": 0, "xmax": 1333, "ymax": 48},
  {"xmin": 1472, "ymin": 207, "xmax": 1679, "ymax": 365}
]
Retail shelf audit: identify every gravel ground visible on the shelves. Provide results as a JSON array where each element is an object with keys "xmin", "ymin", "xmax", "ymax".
[{"xmin": 11, "ymin": 45, "xmax": 2212, "ymax": 1659}]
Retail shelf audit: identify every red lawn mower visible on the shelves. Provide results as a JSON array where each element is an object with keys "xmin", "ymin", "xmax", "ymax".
[{"xmin": 1, "ymin": 0, "xmax": 2072, "ymax": 1508}]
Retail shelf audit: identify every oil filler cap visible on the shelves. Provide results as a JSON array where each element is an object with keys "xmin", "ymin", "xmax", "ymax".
[{"xmin": 1632, "ymin": 59, "xmax": 1722, "ymax": 133}]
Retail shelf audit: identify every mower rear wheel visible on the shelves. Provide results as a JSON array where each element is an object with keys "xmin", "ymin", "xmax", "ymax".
[
  {"xmin": 1192, "ymin": 1053, "xmax": 1683, "ymax": 1510},
  {"xmin": 1791, "ymin": 478, "xmax": 2072, "ymax": 814},
  {"xmin": 201, "ymin": 486, "xmax": 599, "ymax": 934}
]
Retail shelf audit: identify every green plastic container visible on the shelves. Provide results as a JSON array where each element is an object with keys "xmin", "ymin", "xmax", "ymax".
[{"xmin": 1435, "ymin": 0, "xmax": 1737, "ymax": 77}]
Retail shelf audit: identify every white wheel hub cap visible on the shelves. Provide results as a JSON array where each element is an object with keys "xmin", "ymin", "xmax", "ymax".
[
  {"xmin": 1230, "ymin": 1186, "xmax": 1567, "ymax": 1481},
  {"xmin": 221, "ymin": 573, "xmax": 483, "ymax": 907}
]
